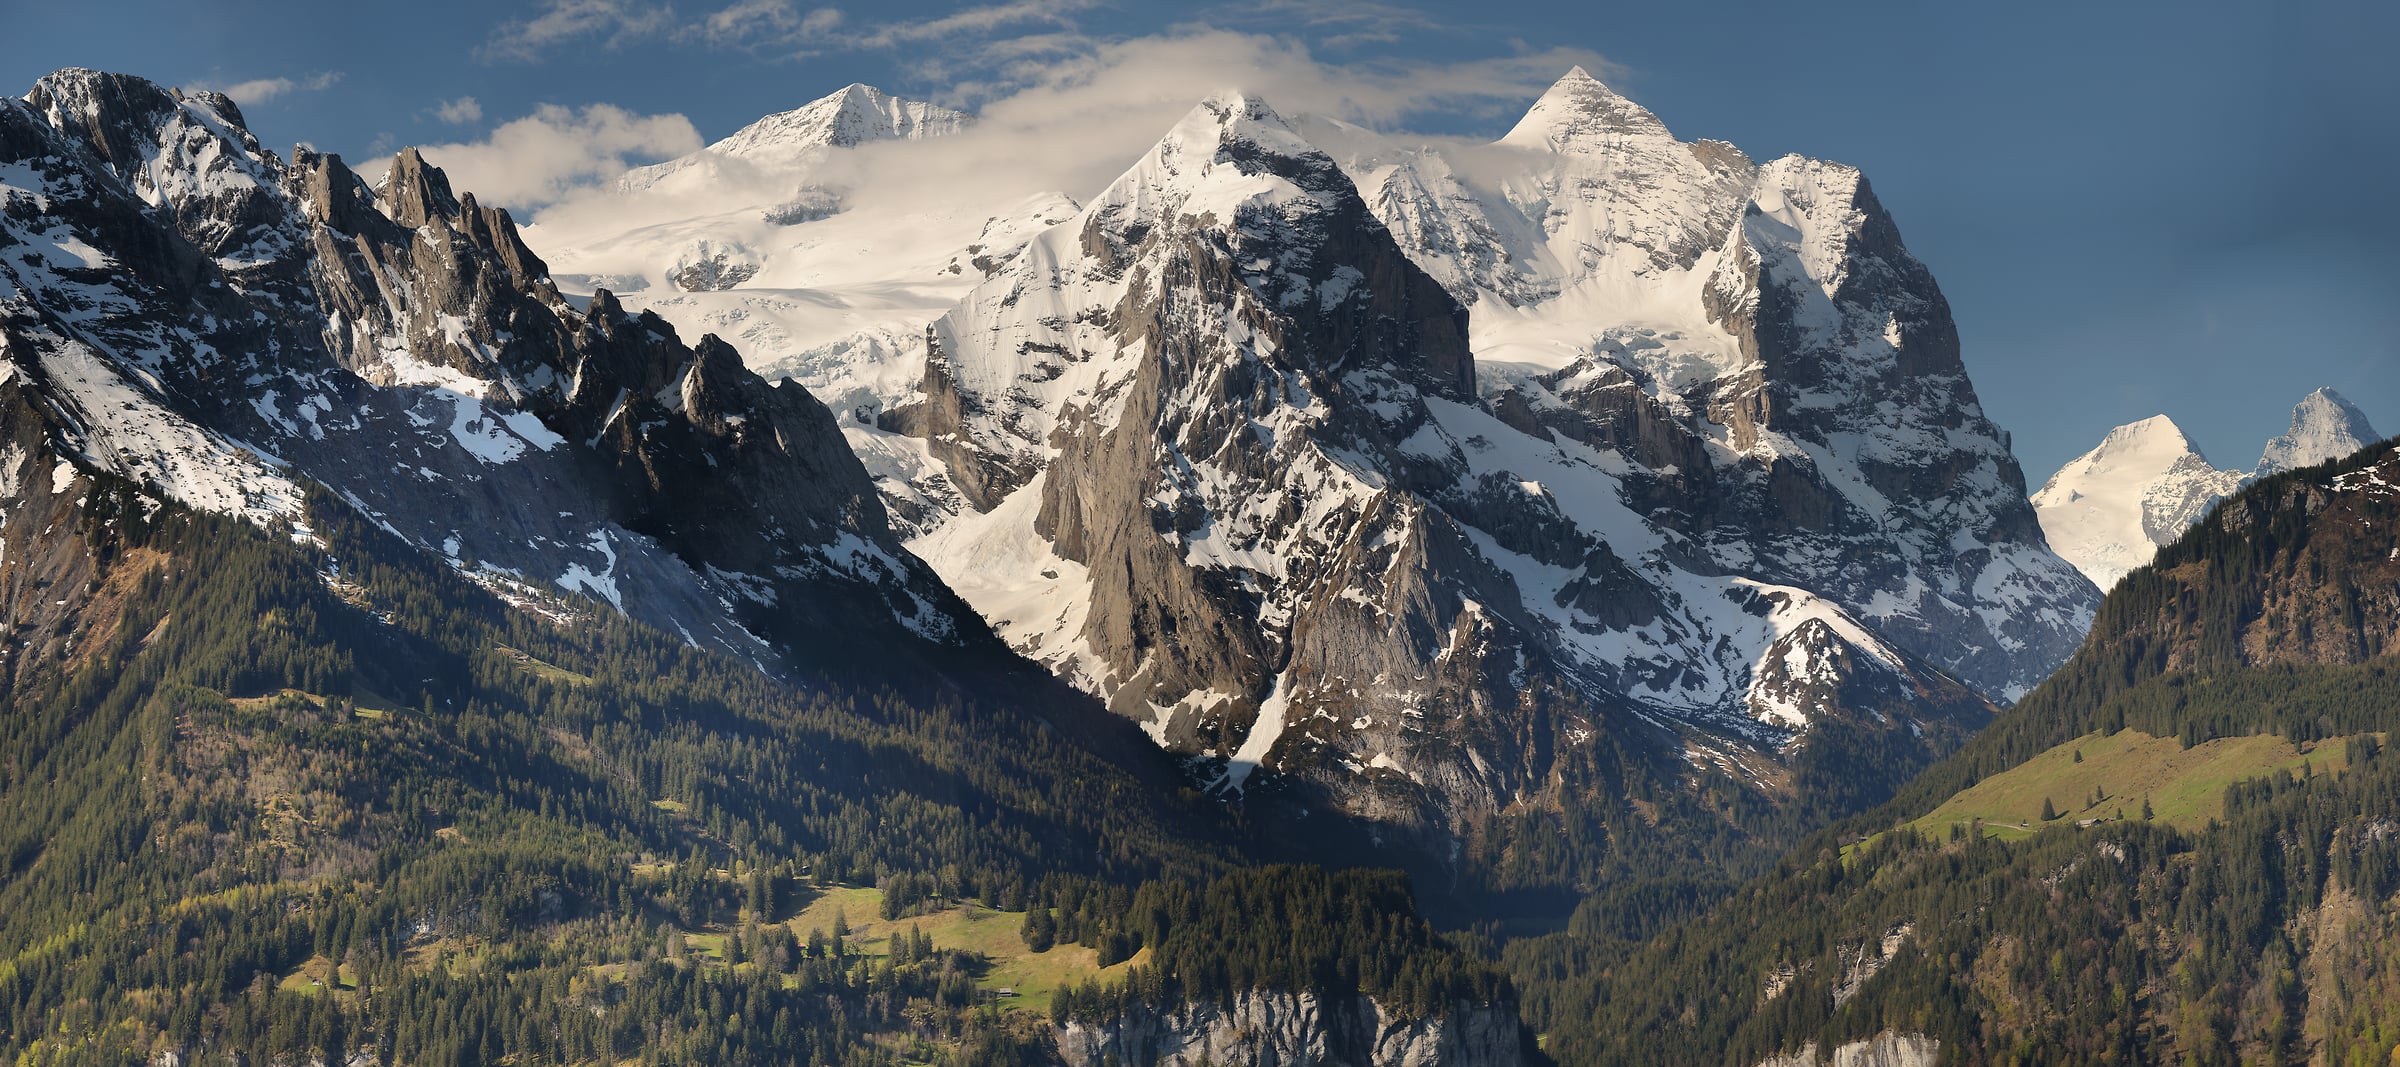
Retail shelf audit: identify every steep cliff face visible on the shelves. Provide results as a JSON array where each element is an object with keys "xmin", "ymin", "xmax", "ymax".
[
  {"xmin": 2255, "ymin": 387, "xmax": 2380, "ymax": 477},
  {"xmin": 1053, "ymin": 991, "xmax": 1529, "ymax": 1067},
  {"xmin": 1, "ymin": 68, "xmax": 980, "ymax": 674},
  {"xmin": 887, "ymin": 94, "xmax": 1504, "ymax": 781},
  {"xmin": 0, "ymin": 357, "xmax": 145, "ymax": 699}
]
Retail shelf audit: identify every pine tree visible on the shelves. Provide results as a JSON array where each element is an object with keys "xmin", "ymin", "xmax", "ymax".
[{"xmin": 1021, "ymin": 906, "xmax": 1057, "ymax": 953}]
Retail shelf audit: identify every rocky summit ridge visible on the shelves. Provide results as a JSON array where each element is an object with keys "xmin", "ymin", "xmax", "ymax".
[{"xmin": 0, "ymin": 67, "xmax": 985, "ymax": 681}]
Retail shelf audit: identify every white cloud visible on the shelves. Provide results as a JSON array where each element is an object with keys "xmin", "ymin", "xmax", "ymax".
[
  {"xmin": 483, "ymin": 0, "xmax": 677, "ymax": 61},
  {"xmin": 400, "ymin": 104, "xmax": 703, "ymax": 211},
  {"xmin": 200, "ymin": 71, "xmax": 343, "ymax": 106},
  {"xmin": 648, "ymin": 0, "xmax": 1096, "ymax": 56},
  {"xmin": 434, "ymin": 97, "xmax": 485, "ymax": 124},
  {"xmin": 527, "ymin": 29, "xmax": 1603, "ymax": 238}
]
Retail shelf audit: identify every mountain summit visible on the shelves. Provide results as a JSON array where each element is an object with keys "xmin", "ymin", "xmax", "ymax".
[
  {"xmin": 608, "ymin": 82, "xmax": 970, "ymax": 196},
  {"xmin": 1499, "ymin": 65, "xmax": 1675, "ymax": 148},
  {"xmin": 711, "ymin": 82, "xmax": 973, "ymax": 156},
  {"xmin": 2030, "ymin": 415, "xmax": 2246, "ymax": 590},
  {"xmin": 2257, "ymin": 386, "xmax": 2380, "ymax": 477}
]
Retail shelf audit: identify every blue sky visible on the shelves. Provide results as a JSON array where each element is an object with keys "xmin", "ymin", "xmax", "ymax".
[{"xmin": 5, "ymin": 0, "xmax": 2391, "ymax": 479}]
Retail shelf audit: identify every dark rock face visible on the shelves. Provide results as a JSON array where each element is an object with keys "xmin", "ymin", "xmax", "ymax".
[
  {"xmin": 0, "ymin": 364, "xmax": 110, "ymax": 698},
  {"xmin": 1, "ymin": 68, "xmax": 980, "ymax": 674}
]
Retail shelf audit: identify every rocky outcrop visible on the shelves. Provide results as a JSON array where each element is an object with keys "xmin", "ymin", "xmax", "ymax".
[
  {"xmin": 1754, "ymin": 1032, "xmax": 1939, "ymax": 1067},
  {"xmin": 1333, "ymin": 71, "xmax": 2097, "ymax": 704},
  {"xmin": 1054, "ymin": 992, "xmax": 1527, "ymax": 1067}
]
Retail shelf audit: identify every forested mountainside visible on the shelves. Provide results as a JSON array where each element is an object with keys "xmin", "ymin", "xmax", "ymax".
[
  {"xmin": 1509, "ymin": 439, "xmax": 2400, "ymax": 1066},
  {"xmin": 0, "ymin": 453, "xmax": 1522, "ymax": 1065}
]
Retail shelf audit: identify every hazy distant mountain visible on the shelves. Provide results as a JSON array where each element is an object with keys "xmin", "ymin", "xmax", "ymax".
[{"xmin": 2257, "ymin": 386, "xmax": 2380, "ymax": 477}]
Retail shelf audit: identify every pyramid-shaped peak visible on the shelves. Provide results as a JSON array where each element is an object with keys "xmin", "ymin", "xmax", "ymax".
[
  {"xmin": 1501, "ymin": 65, "xmax": 1673, "ymax": 151},
  {"xmin": 2069, "ymin": 414, "xmax": 2218, "ymax": 470},
  {"xmin": 1149, "ymin": 91, "xmax": 1319, "ymax": 162},
  {"xmin": 2257, "ymin": 387, "xmax": 2381, "ymax": 476},
  {"xmin": 2295, "ymin": 387, "xmax": 2376, "ymax": 433},
  {"xmin": 2104, "ymin": 414, "xmax": 2198, "ymax": 449}
]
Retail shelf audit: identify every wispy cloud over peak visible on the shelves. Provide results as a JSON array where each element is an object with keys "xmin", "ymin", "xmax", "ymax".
[{"xmin": 194, "ymin": 71, "xmax": 344, "ymax": 106}]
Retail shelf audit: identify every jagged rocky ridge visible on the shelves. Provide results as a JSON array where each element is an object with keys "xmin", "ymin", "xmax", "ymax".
[
  {"xmin": 0, "ymin": 68, "xmax": 982, "ymax": 677},
  {"xmin": 858, "ymin": 86, "xmax": 2053, "ymax": 856}
]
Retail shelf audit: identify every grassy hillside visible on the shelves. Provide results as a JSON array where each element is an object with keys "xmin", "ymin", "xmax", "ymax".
[
  {"xmin": 1901, "ymin": 729, "xmax": 2360, "ymax": 840},
  {"xmin": 781, "ymin": 886, "xmax": 1144, "ymax": 1016}
]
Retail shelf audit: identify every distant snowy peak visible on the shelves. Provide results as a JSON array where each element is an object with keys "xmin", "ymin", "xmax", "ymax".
[
  {"xmin": 710, "ymin": 83, "xmax": 971, "ymax": 157},
  {"xmin": 1499, "ymin": 65, "xmax": 1675, "ymax": 150},
  {"xmin": 2033, "ymin": 415, "xmax": 2245, "ymax": 589},
  {"xmin": 2257, "ymin": 387, "xmax": 2380, "ymax": 477},
  {"xmin": 2038, "ymin": 390, "xmax": 2388, "ymax": 590},
  {"xmin": 609, "ymin": 83, "xmax": 969, "ymax": 195}
]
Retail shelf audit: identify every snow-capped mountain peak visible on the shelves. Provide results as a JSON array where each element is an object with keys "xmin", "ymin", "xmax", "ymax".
[
  {"xmin": 1085, "ymin": 92, "xmax": 1349, "ymax": 248},
  {"xmin": 605, "ymin": 83, "xmax": 969, "ymax": 197},
  {"xmin": 1499, "ymin": 65, "xmax": 1675, "ymax": 150},
  {"xmin": 2257, "ymin": 387, "xmax": 2380, "ymax": 477},
  {"xmin": 2032, "ymin": 415, "xmax": 2247, "ymax": 590},
  {"xmin": 711, "ymin": 82, "xmax": 972, "ymax": 157}
]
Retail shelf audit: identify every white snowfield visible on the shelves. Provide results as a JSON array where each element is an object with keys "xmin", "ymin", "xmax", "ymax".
[
  {"xmin": 528, "ymin": 83, "xmax": 1069, "ymax": 423},
  {"xmin": 2035, "ymin": 389, "xmax": 2383, "ymax": 590}
]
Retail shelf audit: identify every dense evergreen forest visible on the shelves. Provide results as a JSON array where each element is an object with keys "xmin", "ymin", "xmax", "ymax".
[{"xmin": 0, "ymin": 475, "xmax": 1509, "ymax": 1065}]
